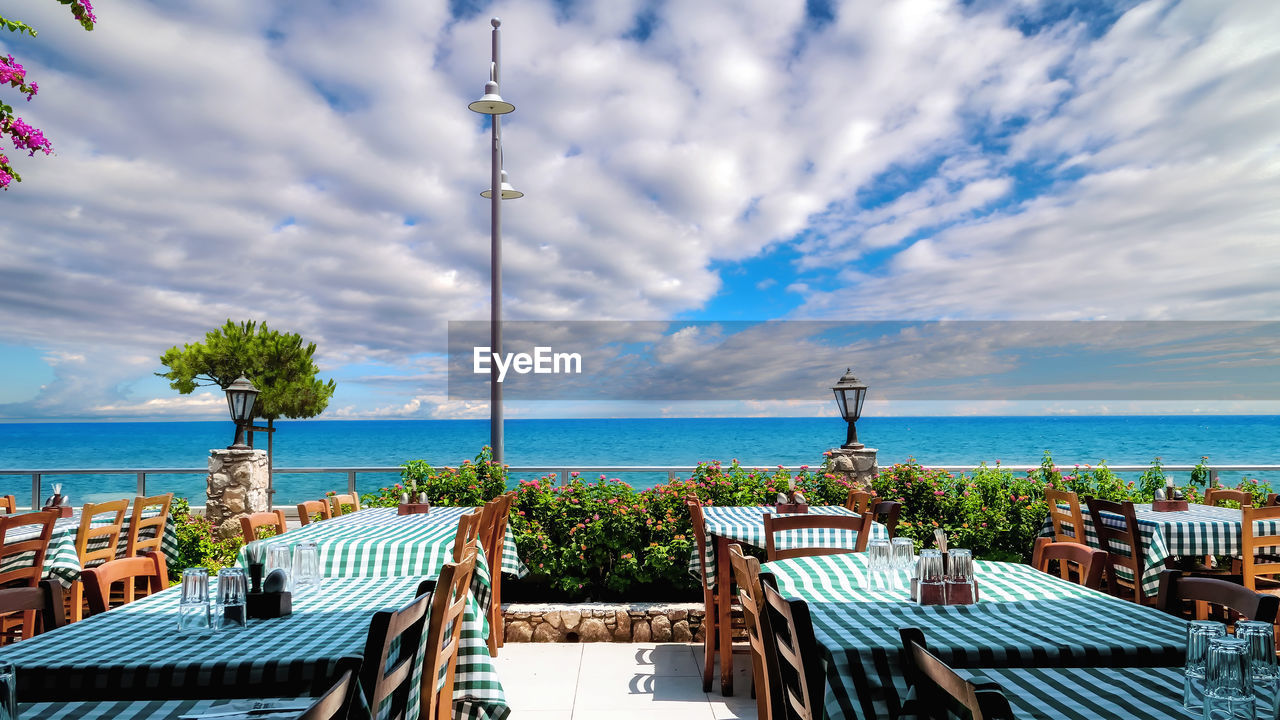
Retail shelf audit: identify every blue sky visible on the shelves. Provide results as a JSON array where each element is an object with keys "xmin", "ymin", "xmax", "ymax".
[{"xmin": 0, "ymin": 0, "xmax": 1277, "ymax": 421}]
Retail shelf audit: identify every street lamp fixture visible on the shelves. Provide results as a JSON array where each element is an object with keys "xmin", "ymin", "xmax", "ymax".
[
  {"xmin": 224, "ymin": 375, "xmax": 259, "ymax": 450},
  {"xmin": 468, "ymin": 17, "xmax": 522, "ymax": 466},
  {"xmin": 832, "ymin": 368, "xmax": 868, "ymax": 449}
]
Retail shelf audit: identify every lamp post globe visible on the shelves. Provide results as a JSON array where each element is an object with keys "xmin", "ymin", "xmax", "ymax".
[
  {"xmin": 832, "ymin": 368, "xmax": 868, "ymax": 449},
  {"xmin": 225, "ymin": 375, "xmax": 259, "ymax": 450}
]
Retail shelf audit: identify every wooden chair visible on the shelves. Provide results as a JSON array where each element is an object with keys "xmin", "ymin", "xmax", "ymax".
[
  {"xmin": 71, "ymin": 499, "xmax": 129, "ymax": 622},
  {"xmin": 299, "ymin": 660, "xmax": 361, "ymax": 720},
  {"xmin": 0, "ymin": 579, "xmax": 65, "ymax": 641},
  {"xmin": 123, "ymin": 493, "xmax": 172, "ymax": 603},
  {"xmin": 687, "ymin": 497, "xmax": 747, "ymax": 693},
  {"xmin": 1156, "ymin": 569, "xmax": 1280, "ymax": 624},
  {"xmin": 452, "ymin": 512, "xmax": 481, "ymax": 563},
  {"xmin": 0, "ymin": 496, "xmax": 15, "ymax": 514},
  {"xmin": 899, "ymin": 627, "xmax": 1015, "ymax": 720},
  {"xmin": 760, "ymin": 582, "xmax": 825, "ymax": 720},
  {"xmin": 728, "ymin": 543, "xmax": 782, "ymax": 720},
  {"xmin": 1084, "ymin": 497, "xmax": 1150, "ymax": 604},
  {"xmin": 360, "ymin": 588, "xmax": 433, "ymax": 720},
  {"xmin": 80, "ymin": 550, "xmax": 166, "ymax": 616},
  {"xmin": 297, "ymin": 499, "xmax": 332, "ymax": 526},
  {"xmin": 1044, "ymin": 488, "xmax": 1086, "ymax": 543},
  {"xmin": 420, "ymin": 548, "xmax": 479, "ymax": 720},
  {"xmin": 0, "ymin": 511, "xmax": 59, "ymax": 642},
  {"xmin": 1240, "ymin": 504, "xmax": 1280, "ymax": 592},
  {"xmin": 479, "ymin": 493, "xmax": 515, "ymax": 655},
  {"xmin": 1030, "ymin": 537, "xmax": 1107, "ymax": 590},
  {"xmin": 1204, "ymin": 488, "xmax": 1253, "ymax": 508},
  {"xmin": 763, "ymin": 511, "xmax": 875, "ymax": 561},
  {"xmin": 240, "ymin": 510, "xmax": 288, "ymax": 541},
  {"xmin": 844, "ymin": 491, "xmax": 902, "ymax": 538},
  {"xmin": 845, "ymin": 490, "xmax": 875, "ymax": 513},
  {"xmin": 328, "ymin": 492, "xmax": 362, "ymax": 516}
]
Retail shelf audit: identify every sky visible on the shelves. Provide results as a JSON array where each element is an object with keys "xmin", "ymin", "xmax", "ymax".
[{"xmin": 0, "ymin": 0, "xmax": 1278, "ymax": 421}]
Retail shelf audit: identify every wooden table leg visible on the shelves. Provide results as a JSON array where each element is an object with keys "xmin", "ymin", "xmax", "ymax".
[{"xmin": 717, "ymin": 534, "xmax": 733, "ymax": 695}]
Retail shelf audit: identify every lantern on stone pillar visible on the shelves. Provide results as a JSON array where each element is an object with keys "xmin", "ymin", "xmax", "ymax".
[{"xmin": 832, "ymin": 369, "xmax": 868, "ymax": 449}]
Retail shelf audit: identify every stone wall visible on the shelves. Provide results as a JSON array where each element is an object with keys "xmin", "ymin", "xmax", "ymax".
[
  {"xmin": 206, "ymin": 448, "xmax": 270, "ymax": 538},
  {"xmin": 826, "ymin": 446, "xmax": 878, "ymax": 491},
  {"xmin": 503, "ymin": 603, "xmax": 705, "ymax": 643}
]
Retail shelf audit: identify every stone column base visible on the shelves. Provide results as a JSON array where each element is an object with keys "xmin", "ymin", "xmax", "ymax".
[
  {"xmin": 503, "ymin": 602, "xmax": 705, "ymax": 643},
  {"xmin": 825, "ymin": 446, "xmax": 878, "ymax": 491},
  {"xmin": 207, "ymin": 448, "xmax": 269, "ymax": 538}
]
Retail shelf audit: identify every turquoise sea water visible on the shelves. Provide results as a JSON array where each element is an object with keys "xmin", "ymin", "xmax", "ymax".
[{"xmin": 0, "ymin": 415, "xmax": 1276, "ymax": 505}]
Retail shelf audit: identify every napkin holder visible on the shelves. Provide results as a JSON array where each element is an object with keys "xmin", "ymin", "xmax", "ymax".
[
  {"xmin": 397, "ymin": 503, "xmax": 431, "ymax": 516},
  {"xmin": 247, "ymin": 590, "xmax": 292, "ymax": 619},
  {"xmin": 1151, "ymin": 499, "xmax": 1189, "ymax": 512}
]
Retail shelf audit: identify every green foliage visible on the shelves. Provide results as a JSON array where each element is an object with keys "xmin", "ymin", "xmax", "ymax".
[
  {"xmin": 168, "ymin": 498, "xmax": 244, "ymax": 582},
  {"xmin": 1, "ymin": 18, "xmax": 38, "ymax": 37},
  {"xmin": 361, "ymin": 447, "xmax": 509, "ymax": 508},
  {"xmin": 156, "ymin": 319, "xmax": 336, "ymax": 421},
  {"xmin": 1139, "ymin": 456, "xmax": 1168, "ymax": 498},
  {"xmin": 1191, "ymin": 456, "xmax": 1211, "ymax": 489}
]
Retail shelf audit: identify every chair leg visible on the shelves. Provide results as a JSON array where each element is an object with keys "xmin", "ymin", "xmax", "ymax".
[
  {"xmin": 69, "ymin": 581, "xmax": 83, "ymax": 623},
  {"xmin": 717, "ymin": 536, "xmax": 734, "ymax": 696},
  {"xmin": 702, "ymin": 591, "xmax": 717, "ymax": 693}
]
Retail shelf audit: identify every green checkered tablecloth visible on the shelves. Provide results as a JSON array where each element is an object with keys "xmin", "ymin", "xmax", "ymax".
[
  {"xmin": 18, "ymin": 698, "xmax": 311, "ymax": 719},
  {"xmin": 687, "ymin": 505, "xmax": 889, "ymax": 587},
  {"xmin": 0, "ymin": 575, "xmax": 510, "ymax": 720},
  {"xmin": 1039, "ymin": 503, "xmax": 1265, "ymax": 596},
  {"xmin": 950, "ymin": 666, "xmax": 1268, "ymax": 719},
  {"xmin": 764, "ymin": 552, "xmax": 1188, "ymax": 720},
  {"xmin": 0, "ymin": 510, "xmax": 179, "ymax": 587}
]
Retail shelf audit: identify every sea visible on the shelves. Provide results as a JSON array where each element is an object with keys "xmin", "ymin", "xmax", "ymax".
[{"xmin": 0, "ymin": 415, "xmax": 1276, "ymax": 505}]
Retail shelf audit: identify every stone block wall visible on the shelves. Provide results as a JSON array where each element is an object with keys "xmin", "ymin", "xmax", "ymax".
[
  {"xmin": 826, "ymin": 446, "xmax": 878, "ymax": 491},
  {"xmin": 206, "ymin": 448, "xmax": 269, "ymax": 538},
  {"xmin": 503, "ymin": 603, "xmax": 705, "ymax": 643}
]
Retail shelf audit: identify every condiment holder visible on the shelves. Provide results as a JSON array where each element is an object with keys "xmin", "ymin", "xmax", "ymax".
[
  {"xmin": 774, "ymin": 490, "xmax": 809, "ymax": 514},
  {"xmin": 245, "ymin": 544, "xmax": 291, "ymax": 619},
  {"xmin": 1152, "ymin": 479, "xmax": 1191, "ymax": 512},
  {"xmin": 909, "ymin": 550, "xmax": 981, "ymax": 606}
]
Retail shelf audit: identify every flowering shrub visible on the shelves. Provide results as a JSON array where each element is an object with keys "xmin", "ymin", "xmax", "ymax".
[
  {"xmin": 169, "ymin": 497, "xmax": 244, "ymax": 582},
  {"xmin": 361, "ymin": 446, "xmax": 508, "ymax": 508}
]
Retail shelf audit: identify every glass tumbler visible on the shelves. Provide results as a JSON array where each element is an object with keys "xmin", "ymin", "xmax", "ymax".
[
  {"xmin": 1203, "ymin": 636, "xmax": 1252, "ymax": 720},
  {"xmin": 946, "ymin": 549, "xmax": 976, "ymax": 605},
  {"xmin": 216, "ymin": 567, "xmax": 248, "ymax": 630},
  {"xmin": 1235, "ymin": 620, "xmax": 1276, "ymax": 712},
  {"xmin": 291, "ymin": 541, "xmax": 322, "ymax": 594},
  {"xmin": 865, "ymin": 539, "xmax": 892, "ymax": 590},
  {"xmin": 0, "ymin": 661, "xmax": 15, "ymax": 720},
  {"xmin": 265, "ymin": 542, "xmax": 293, "ymax": 592},
  {"xmin": 178, "ymin": 567, "xmax": 211, "ymax": 634},
  {"xmin": 917, "ymin": 549, "xmax": 945, "ymax": 606},
  {"xmin": 891, "ymin": 537, "xmax": 915, "ymax": 590},
  {"xmin": 1185, "ymin": 620, "xmax": 1228, "ymax": 710}
]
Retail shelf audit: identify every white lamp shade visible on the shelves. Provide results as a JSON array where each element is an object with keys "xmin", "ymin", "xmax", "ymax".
[
  {"xmin": 481, "ymin": 170, "xmax": 524, "ymax": 199},
  {"xmin": 468, "ymin": 81, "xmax": 514, "ymax": 115}
]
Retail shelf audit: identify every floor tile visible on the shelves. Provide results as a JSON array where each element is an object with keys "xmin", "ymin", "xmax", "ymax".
[
  {"xmin": 494, "ymin": 643, "xmax": 582, "ymax": 711},
  {"xmin": 578, "ymin": 642, "xmax": 700, "ymax": 679},
  {"xmin": 575, "ymin": 673, "xmax": 716, "ymax": 710}
]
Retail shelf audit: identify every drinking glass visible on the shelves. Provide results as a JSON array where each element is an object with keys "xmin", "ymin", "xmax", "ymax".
[
  {"xmin": 178, "ymin": 567, "xmax": 211, "ymax": 634},
  {"xmin": 1203, "ymin": 636, "xmax": 1252, "ymax": 720},
  {"xmin": 865, "ymin": 539, "xmax": 892, "ymax": 591},
  {"xmin": 216, "ymin": 567, "xmax": 248, "ymax": 631},
  {"xmin": 1185, "ymin": 620, "xmax": 1228, "ymax": 710},
  {"xmin": 0, "ymin": 661, "xmax": 15, "ymax": 720},
  {"xmin": 917, "ymin": 549, "xmax": 945, "ymax": 605},
  {"xmin": 946, "ymin": 549, "xmax": 976, "ymax": 605},
  {"xmin": 265, "ymin": 542, "xmax": 293, "ymax": 592},
  {"xmin": 891, "ymin": 538, "xmax": 915, "ymax": 590},
  {"xmin": 291, "ymin": 541, "xmax": 322, "ymax": 594},
  {"xmin": 1235, "ymin": 620, "xmax": 1276, "ymax": 712}
]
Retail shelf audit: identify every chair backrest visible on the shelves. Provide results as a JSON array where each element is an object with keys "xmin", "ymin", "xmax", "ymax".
[
  {"xmin": 1044, "ymin": 488, "xmax": 1085, "ymax": 543},
  {"xmin": 763, "ymin": 511, "xmax": 875, "ymax": 561},
  {"xmin": 1030, "ymin": 537, "xmax": 1108, "ymax": 590},
  {"xmin": 76, "ymin": 499, "xmax": 129, "ymax": 569},
  {"xmin": 686, "ymin": 497, "xmax": 712, "ymax": 585},
  {"xmin": 760, "ymin": 582, "xmax": 824, "ymax": 720},
  {"xmin": 0, "ymin": 511, "xmax": 58, "ymax": 588},
  {"xmin": 1204, "ymin": 488, "xmax": 1253, "ymax": 508},
  {"xmin": 297, "ymin": 499, "xmax": 332, "ymax": 526},
  {"xmin": 125, "ymin": 493, "xmax": 172, "ymax": 558},
  {"xmin": 0, "ymin": 496, "xmax": 15, "ymax": 514},
  {"xmin": 0, "ymin": 578, "xmax": 65, "ymax": 638},
  {"xmin": 899, "ymin": 627, "xmax": 1015, "ymax": 720},
  {"xmin": 728, "ymin": 543, "xmax": 781, "ymax": 720},
  {"xmin": 1084, "ymin": 497, "xmax": 1144, "ymax": 602},
  {"xmin": 1241, "ymin": 504, "xmax": 1280, "ymax": 591},
  {"xmin": 483, "ymin": 493, "xmax": 515, "ymax": 570},
  {"xmin": 328, "ymin": 493, "xmax": 361, "ymax": 516},
  {"xmin": 1156, "ymin": 569, "xmax": 1280, "ymax": 623},
  {"xmin": 452, "ymin": 512, "xmax": 481, "ymax": 563},
  {"xmin": 421, "ymin": 548, "xmax": 479, "ymax": 720},
  {"xmin": 299, "ymin": 660, "xmax": 361, "ymax": 720},
  {"xmin": 80, "ymin": 550, "xmax": 166, "ymax": 616},
  {"xmin": 844, "ymin": 490, "xmax": 876, "ymax": 514},
  {"xmin": 360, "ymin": 589, "xmax": 432, "ymax": 720},
  {"xmin": 873, "ymin": 500, "xmax": 902, "ymax": 539},
  {"xmin": 240, "ymin": 510, "xmax": 288, "ymax": 541}
]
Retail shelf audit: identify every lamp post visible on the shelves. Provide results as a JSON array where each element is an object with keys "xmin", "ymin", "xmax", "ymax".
[
  {"xmin": 468, "ymin": 17, "xmax": 521, "ymax": 466},
  {"xmin": 832, "ymin": 368, "xmax": 868, "ymax": 449},
  {"xmin": 224, "ymin": 375, "xmax": 259, "ymax": 450}
]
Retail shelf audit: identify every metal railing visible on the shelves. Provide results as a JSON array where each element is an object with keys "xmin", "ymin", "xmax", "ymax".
[{"xmin": 2, "ymin": 463, "xmax": 1278, "ymax": 511}]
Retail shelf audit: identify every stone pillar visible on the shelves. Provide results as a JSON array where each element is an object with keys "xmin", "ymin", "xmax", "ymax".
[
  {"xmin": 825, "ymin": 446, "xmax": 878, "ymax": 490},
  {"xmin": 207, "ymin": 448, "xmax": 269, "ymax": 538}
]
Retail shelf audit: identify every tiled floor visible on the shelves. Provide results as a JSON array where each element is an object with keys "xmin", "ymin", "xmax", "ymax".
[{"xmin": 493, "ymin": 642, "xmax": 758, "ymax": 719}]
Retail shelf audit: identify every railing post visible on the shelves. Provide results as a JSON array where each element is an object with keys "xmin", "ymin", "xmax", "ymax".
[
  {"xmin": 137, "ymin": 472, "xmax": 146, "ymax": 497},
  {"xmin": 347, "ymin": 470, "xmax": 357, "ymax": 496},
  {"xmin": 562, "ymin": 469, "xmax": 570, "ymax": 486},
  {"xmin": 31, "ymin": 473, "xmax": 40, "ymax": 511},
  {"xmin": 1210, "ymin": 468, "xmax": 1219, "ymax": 488},
  {"xmin": 668, "ymin": 470, "xmax": 676, "ymax": 482}
]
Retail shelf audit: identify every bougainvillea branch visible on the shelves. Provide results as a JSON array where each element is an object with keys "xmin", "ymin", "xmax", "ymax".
[{"xmin": 0, "ymin": 0, "xmax": 95, "ymax": 189}]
